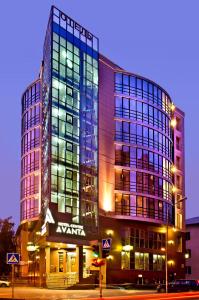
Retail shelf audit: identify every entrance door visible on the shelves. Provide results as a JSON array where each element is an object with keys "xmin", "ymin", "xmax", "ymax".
[
  {"xmin": 58, "ymin": 252, "xmax": 64, "ymax": 272},
  {"xmin": 67, "ymin": 252, "xmax": 76, "ymax": 272}
]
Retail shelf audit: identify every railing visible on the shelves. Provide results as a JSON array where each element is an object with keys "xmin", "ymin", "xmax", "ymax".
[
  {"xmin": 115, "ymin": 181, "xmax": 172, "ymax": 201},
  {"xmin": 22, "ymin": 115, "xmax": 40, "ymax": 133},
  {"xmin": 115, "ymin": 107, "xmax": 170, "ymax": 135},
  {"xmin": 115, "ymin": 153, "xmax": 172, "ymax": 180},
  {"xmin": 115, "ymin": 131, "xmax": 172, "ymax": 158},
  {"xmin": 115, "ymin": 84, "xmax": 171, "ymax": 115},
  {"xmin": 21, "ymin": 160, "xmax": 40, "ymax": 176},
  {"xmin": 22, "ymin": 92, "xmax": 40, "ymax": 112},
  {"xmin": 22, "ymin": 137, "xmax": 40, "ymax": 155},
  {"xmin": 21, "ymin": 206, "xmax": 39, "ymax": 221},
  {"xmin": 115, "ymin": 203, "xmax": 174, "ymax": 224},
  {"xmin": 21, "ymin": 184, "xmax": 39, "ymax": 198}
]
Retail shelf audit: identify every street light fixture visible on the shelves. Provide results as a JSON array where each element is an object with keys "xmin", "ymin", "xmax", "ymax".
[{"xmin": 165, "ymin": 196, "xmax": 187, "ymax": 293}]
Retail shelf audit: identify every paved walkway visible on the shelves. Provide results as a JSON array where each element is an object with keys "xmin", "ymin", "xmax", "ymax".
[{"xmin": 0, "ymin": 287, "xmax": 154, "ymax": 300}]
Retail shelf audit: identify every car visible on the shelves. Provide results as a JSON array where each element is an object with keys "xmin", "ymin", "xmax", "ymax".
[
  {"xmin": 157, "ymin": 279, "xmax": 199, "ymax": 293},
  {"xmin": 0, "ymin": 280, "xmax": 10, "ymax": 287}
]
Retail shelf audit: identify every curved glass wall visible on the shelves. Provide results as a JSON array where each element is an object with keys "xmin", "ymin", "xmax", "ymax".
[
  {"xmin": 20, "ymin": 80, "xmax": 41, "ymax": 222},
  {"xmin": 114, "ymin": 73, "xmax": 174, "ymax": 224}
]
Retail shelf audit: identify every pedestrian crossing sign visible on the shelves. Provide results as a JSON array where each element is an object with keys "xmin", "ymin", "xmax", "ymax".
[
  {"xmin": 7, "ymin": 253, "xmax": 20, "ymax": 264},
  {"xmin": 102, "ymin": 238, "xmax": 112, "ymax": 250}
]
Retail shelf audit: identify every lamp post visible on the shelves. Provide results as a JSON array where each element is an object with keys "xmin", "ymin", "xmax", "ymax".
[{"xmin": 165, "ymin": 196, "xmax": 187, "ymax": 293}]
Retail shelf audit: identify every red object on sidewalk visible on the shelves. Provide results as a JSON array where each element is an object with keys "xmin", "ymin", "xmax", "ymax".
[{"xmin": 92, "ymin": 258, "xmax": 105, "ymax": 267}]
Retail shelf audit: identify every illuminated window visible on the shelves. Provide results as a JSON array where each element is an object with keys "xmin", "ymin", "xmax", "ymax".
[
  {"xmin": 153, "ymin": 254, "xmax": 165, "ymax": 271},
  {"xmin": 121, "ymin": 251, "xmax": 130, "ymax": 270},
  {"xmin": 135, "ymin": 252, "xmax": 149, "ymax": 270}
]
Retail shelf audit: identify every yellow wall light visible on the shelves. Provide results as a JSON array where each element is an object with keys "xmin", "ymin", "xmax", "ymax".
[
  {"xmin": 168, "ymin": 240, "xmax": 174, "ymax": 245},
  {"xmin": 171, "ymin": 165, "xmax": 177, "ymax": 173},
  {"xmin": 122, "ymin": 245, "xmax": 133, "ymax": 251},
  {"xmin": 106, "ymin": 255, "xmax": 114, "ymax": 260},
  {"xmin": 168, "ymin": 260, "xmax": 175, "ymax": 265},
  {"xmin": 171, "ymin": 103, "xmax": 176, "ymax": 111},
  {"xmin": 106, "ymin": 229, "xmax": 114, "ymax": 236},
  {"xmin": 171, "ymin": 118, "xmax": 177, "ymax": 128}
]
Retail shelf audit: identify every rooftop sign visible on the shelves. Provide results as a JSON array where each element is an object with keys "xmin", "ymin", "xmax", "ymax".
[
  {"xmin": 60, "ymin": 12, "xmax": 93, "ymax": 41},
  {"xmin": 53, "ymin": 6, "xmax": 93, "ymax": 41}
]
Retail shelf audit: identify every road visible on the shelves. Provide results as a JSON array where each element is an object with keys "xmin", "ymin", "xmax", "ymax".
[
  {"xmin": 1, "ymin": 287, "xmax": 199, "ymax": 300},
  {"xmin": 0, "ymin": 287, "xmax": 153, "ymax": 299},
  {"xmin": 86, "ymin": 292, "xmax": 199, "ymax": 299}
]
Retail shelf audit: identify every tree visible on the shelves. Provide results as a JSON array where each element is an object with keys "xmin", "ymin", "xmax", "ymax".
[{"xmin": 0, "ymin": 217, "xmax": 15, "ymax": 276}]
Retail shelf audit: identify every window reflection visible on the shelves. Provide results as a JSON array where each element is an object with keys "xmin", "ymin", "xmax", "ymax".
[{"xmin": 114, "ymin": 73, "xmax": 174, "ymax": 224}]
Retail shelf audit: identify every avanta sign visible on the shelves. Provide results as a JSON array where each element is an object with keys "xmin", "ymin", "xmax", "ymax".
[{"xmin": 56, "ymin": 222, "xmax": 86, "ymax": 237}]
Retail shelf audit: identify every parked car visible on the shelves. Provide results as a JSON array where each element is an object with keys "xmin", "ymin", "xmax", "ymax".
[
  {"xmin": 0, "ymin": 280, "xmax": 10, "ymax": 287},
  {"xmin": 157, "ymin": 279, "xmax": 199, "ymax": 293}
]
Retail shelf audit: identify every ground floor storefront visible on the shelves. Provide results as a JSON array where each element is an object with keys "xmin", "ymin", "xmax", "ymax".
[
  {"xmin": 99, "ymin": 215, "xmax": 186, "ymax": 285},
  {"xmin": 17, "ymin": 215, "xmax": 185, "ymax": 288},
  {"xmin": 19, "ymin": 241, "xmax": 100, "ymax": 288}
]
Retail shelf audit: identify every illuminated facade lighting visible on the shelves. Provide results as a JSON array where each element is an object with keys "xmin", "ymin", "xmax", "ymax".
[
  {"xmin": 106, "ymin": 229, "xmax": 114, "ymax": 236},
  {"xmin": 18, "ymin": 5, "xmax": 186, "ymax": 287},
  {"xmin": 122, "ymin": 245, "xmax": 133, "ymax": 251},
  {"xmin": 171, "ymin": 165, "xmax": 177, "ymax": 173},
  {"xmin": 171, "ymin": 103, "xmax": 176, "ymax": 111},
  {"xmin": 168, "ymin": 240, "xmax": 174, "ymax": 245},
  {"xmin": 168, "ymin": 260, "xmax": 175, "ymax": 265},
  {"xmin": 171, "ymin": 118, "xmax": 177, "ymax": 128},
  {"xmin": 106, "ymin": 255, "xmax": 114, "ymax": 260}
]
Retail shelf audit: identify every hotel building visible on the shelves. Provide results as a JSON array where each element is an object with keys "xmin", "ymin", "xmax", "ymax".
[{"xmin": 18, "ymin": 6, "xmax": 186, "ymax": 287}]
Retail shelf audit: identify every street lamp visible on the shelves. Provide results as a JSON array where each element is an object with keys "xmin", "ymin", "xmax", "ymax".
[{"xmin": 165, "ymin": 196, "xmax": 187, "ymax": 293}]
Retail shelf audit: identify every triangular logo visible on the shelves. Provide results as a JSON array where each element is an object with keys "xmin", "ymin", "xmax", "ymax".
[
  {"xmin": 8, "ymin": 255, "xmax": 18, "ymax": 263},
  {"xmin": 103, "ymin": 240, "xmax": 110, "ymax": 248},
  {"xmin": 45, "ymin": 208, "xmax": 55, "ymax": 224}
]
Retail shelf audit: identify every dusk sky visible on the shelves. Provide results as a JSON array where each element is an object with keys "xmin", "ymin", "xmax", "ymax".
[{"xmin": 0, "ymin": 0, "xmax": 199, "ymax": 225}]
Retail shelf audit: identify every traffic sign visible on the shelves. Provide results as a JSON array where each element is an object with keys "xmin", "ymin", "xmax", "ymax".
[
  {"xmin": 102, "ymin": 238, "xmax": 112, "ymax": 250},
  {"xmin": 7, "ymin": 253, "xmax": 20, "ymax": 264}
]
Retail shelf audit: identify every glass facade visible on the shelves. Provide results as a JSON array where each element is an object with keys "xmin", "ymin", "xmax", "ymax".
[
  {"xmin": 121, "ymin": 227, "xmax": 166, "ymax": 271},
  {"xmin": 42, "ymin": 6, "xmax": 99, "ymax": 230},
  {"xmin": 19, "ymin": 6, "xmax": 185, "ymax": 285},
  {"xmin": 21, "ymin": 80, "xmax": 41, "ymax": 221},
  {"xmin": 114, "ymin": 73, "xmax": 174, "ymax": 224}
]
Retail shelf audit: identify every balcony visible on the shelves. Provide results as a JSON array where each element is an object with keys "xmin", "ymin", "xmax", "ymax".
[{"xmin": 115, "ymin": 203, "xmax": 174, "ymax": 225}]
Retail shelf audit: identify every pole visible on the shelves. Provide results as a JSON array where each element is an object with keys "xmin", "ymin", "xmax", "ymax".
[
  {"xmin": 99, "ymin": 265, "xmax": 102, "ymax": 298},
  {"xmin": 165, "ymin": 208, "xmax": 168, "ymax": 294},
  {"xmin": 11, "ymin": 264, "xmax": 14, "ymax": 299},
  {"xmin": 33, "ymin": 252, "xmax": 36, "ymax": 286},
  {"xmin": 98, "ymin": 241, "xmax": 103, "ymax": 298},
  {"xmin": 164, "ymin": 196, "xmax": 187, "ymax": 292}
]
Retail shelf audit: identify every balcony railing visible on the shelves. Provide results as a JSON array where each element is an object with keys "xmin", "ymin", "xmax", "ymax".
[
  {"xmin": 115, "ymin": 131, "xmax": 172, "ymax": 158},
  {"xmin": 115, "ymin": 107, "xmax": 170, "ymax": 135},
  {"xmin": 115, "ymin": 202, "xmax": 174, "ymax": 225},
  {"xmin": 115, "ymin": 153, "xmax": 172, "ymax": 180},
  {"xmin": 115, "ymin": 85, "xmax": 171, "ymax": 115},
  {"xmin": 115, "ymin": 181, "xmax": 172, "ymax": 201}
]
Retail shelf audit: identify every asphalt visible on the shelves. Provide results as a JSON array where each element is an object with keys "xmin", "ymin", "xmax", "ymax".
[
  {"xmin": 0, "ymin": 286, "xmax": 154, "ymax": 299},
  {"xmin": 1, "ymin": 287, "xmax": 199, "ymax": 300}
]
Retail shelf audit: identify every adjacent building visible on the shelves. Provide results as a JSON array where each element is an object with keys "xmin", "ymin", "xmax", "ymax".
[
  {"xmin": 18, "ymin": 6, "xmax": 186, "ymax": 287},
  {"xmin": 185, "ymin": 217, "xmax": 199, "ymax": 279}
]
